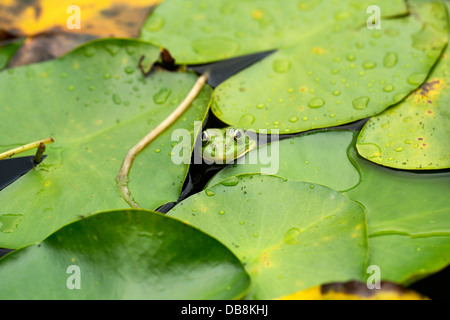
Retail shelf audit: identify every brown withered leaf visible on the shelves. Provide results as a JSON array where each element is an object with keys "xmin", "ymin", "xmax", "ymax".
[{"xmin": 0, "ymin": 0, "xmax": 163, "ymax": 66}]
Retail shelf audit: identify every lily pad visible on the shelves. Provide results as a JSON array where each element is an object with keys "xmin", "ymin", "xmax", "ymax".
[
  {"xmin": 141, "ymin": 0, "xmax": 448, "ymax": 133},
  {"xmin": 357, "ymin": 1, "xmax": 450, "ymax": 169},
  {"xmin": 0, "ymin": 38, "xmax": 212, "ymax": 249},
  {"xmin": 343, "ymin": 144, "xmax": 450, "ymax": 283},
  {"xmin": 204, "ymin": 130, "xmax": 450, "ymax": 284},
  {"xmin": 0, "ymin": 209, "xmax": 250, "ymax": 299},
  {"xmin": 206, "ymin": 130, "xmax": 360, "ymax": 192},
  {"xmin": 168, "ymin": 175, "xmax": 368, "ymax": 300}
]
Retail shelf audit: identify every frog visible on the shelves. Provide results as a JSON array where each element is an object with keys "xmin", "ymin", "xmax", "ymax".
[{"xmin": 200, "ymin": 127, "xmax": 258, "ymax": 164}]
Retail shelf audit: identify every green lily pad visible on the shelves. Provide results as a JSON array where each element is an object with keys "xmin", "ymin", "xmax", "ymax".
[
  {"xmin": 168, "ymin": 175, "xmax": 368, "ymax": 299},
  {"xmin": 343, "ymin": 143, "xmax": 450, "ymax": 283},
  {"xmin": 357, "ymin": 1, "xmax": 450, "ymax": 169},
  {"xmin": 0, "ymin": 39, "xmax": 212, "ymax": 249},
  {"xmin": 206, "ymin": 130, "xmax": 360, "ymax": 192},
  {"xmin": 141, "ymin": 0, "xmax": 448, "ymax": 134},
  {"xmin": 0, "ymin": 37, "xmax": 24, "ymax": 70},
  {"xmin": 0, "ymin": 209, "xmax": 250, "ymax": 299},
  {"xmin": 204, "ymin": 130, "xmax": 450, "ymax": 284}
]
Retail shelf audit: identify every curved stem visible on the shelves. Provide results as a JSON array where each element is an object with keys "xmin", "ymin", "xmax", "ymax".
[
  {"xmin": 117, "ymin": 72, "xmax": 209, "ymax": 208},
  {"xmin": 0, "ymin": 137, "xmax": 54, "ymax": 160}
]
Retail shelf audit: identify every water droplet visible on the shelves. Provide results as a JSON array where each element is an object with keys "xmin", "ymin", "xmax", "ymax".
[
  {"xmin": 0, "ymin": 214, "xmax": 24, "ymax": 233},
  {"xmin": 335, "ymin": 11, "xmax": 350, "ymax": 20},
  {"xmin": 272, "ymin": 59, "xmax": 291, "ymax": 73},
  {"xmin": 383, "ymin": 52, "xmax": 398, "ymax": 68},
  {"xmin": 239, "ymin": 221, "xmax": 245, "ymax": 225},
  {"xmin": 284, "ymin": 228, "xmax": 300, "ymax": 245},
  {"xmin": 112, "ymin": 93, "xmax": 122, "ymax": 105},
  {"xmin": 352, "ymin": 96, "xmax": 370, "ymax": 110},
  {"xmin": 253, "ymin": 233, "xmax": 258, "ymax": 237},
  {"xmin": 308, "ymin": 97, "xmax": 325, "ymax": 108},
  {"xmin": 219, "ymin": 210, "xmax": 225, "ymax": 215},
  {"xmin": 124, "ymin": 66, "xmax": 135, "ymax": 74},
  {"xmin": 363, "ymin": 61, "xmax": 376, "ymax": 69},
  {"xmin": 60, "ymin": 72, "xmax": 67, "ymax": 79},
  {"xmin": 331, "ymin": 68, "xmax": 340, "ymax": 74},
  {"xmin": 346, "ymin": 54, "xmax": 356, "ymax": 62},
  {"xmin": 67, "ymin": 85, "xmax": 75, "ymax": 91},
  {"xmin": 155, "ymin": 148, "xmax": 161, "ymax": 153},
  {"xmin": 332, "ymin": 90, "xmax": 341, "ymax": 96},
  {"xmin": 309, "ymin": 185, "xmax": 315, "ymax": 189},
  {"xmin": 192, "ymin": 36, "xmax": 240, "ymax": 58},
  {"xmin": 153, "ymin": 88, "xmax": 172, "ymax": 104},
  {"xmin": 256, "ymin": 103, "xmax": 265, "ymax": 109},
  {"xmin": 395, "ymin": 147, "xmax": 404, "ymax": 152},
  {"xmin": 239, "ymin": 114, "xmax": 255, "ymax": 126},
  {"xmin": 407, "ymin": 73, "xmax": 426, "ymax": 85},
  {"xmin": 145, "ymin": 15, "xmax": 165, "ymax": 32},
  {"xmin": 289, "ymin": 116, "xmax": 298, "ymax": 123},
  {"xmin": 205, "ymin": 189, "xmax": 215, "ymax": 196},
  {"xmin": 383, "ymin": 84, "xmax": 395, "ymax": 92},
  {"xmin": 221, "ymin": 176, "xmax": 239, "ymax": 186},
  {"xmin": 104, "ymin": 73, "xmax": 111, "ymax": 79},
  {"xmin": 84, "ymin": 46, "xmax": 96, "ymax": 57},
  {"xmin": 105, "ymin": 44, "xmax": 120, "ymax": 56}
]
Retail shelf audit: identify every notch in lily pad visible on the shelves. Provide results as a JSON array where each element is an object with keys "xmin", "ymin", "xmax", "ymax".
[{"xmin": 0, "ymin": 137, "xmax": 54, "ymax": 191}]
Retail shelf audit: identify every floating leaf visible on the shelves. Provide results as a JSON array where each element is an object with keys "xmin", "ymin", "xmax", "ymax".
[
  {"xmin": 0, "ymin": 0, "xmax": 163, "ymax": 38},
  {"xmin": 0, "ymin": 39, "xmax": 212, "ymax": 249},
  {"xmin": 357, "ymin": 1, "xmax": 450, "ymax": 169},
  {"xmin": 343, "ymin": 144, "xmax": 450, "ymax": 283},
  {"xmin": 141, "ymin": 0, "xmax": 448, "ymax": 133},
  {"xmin": 168, "ymin": 175, "xmax": 368, "ymax": 300},
  {"xmin": 278, "ymin": 281, "xmax": 427, "ymax": 300},
  {"xmin": 0, "ymin": 209, "xmax": 250, "ymax": 299},
  {"xmin": 205, "ymin": 130, "xmax": 450, "ymax": 284},
  {"xmin": 0, "ymin": 0, "xmax": 162, "ymax": 67},
  {"xmin": 206, "ymin": 130, "xmax": 360, "ymax": 192}
]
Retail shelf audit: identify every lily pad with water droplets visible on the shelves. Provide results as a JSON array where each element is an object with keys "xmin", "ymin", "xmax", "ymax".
[
  {"xmin": 206, "ymin": 130, "xmax": 360, "ymax": 192},
  {"xmin": 0, "ymin": 209, "xmax": 250, "ymax": 299},
  {"xmin": 357, "ymin": 1, "xmax": 450, "ymax": 170},
  {"xmin": 0, "ymin": 38, "xmax": 212, "ymax": 249},
  {"xmin": 168, "ymin": 175, "xmax": 368, "ymax": 300},
  {"xmin": 203, "ymin": 130, "xmax": 450, "ymax": 285},
  {"xmin": 141, "ymin": 0, "xmax": 448, "ymax": 133}
]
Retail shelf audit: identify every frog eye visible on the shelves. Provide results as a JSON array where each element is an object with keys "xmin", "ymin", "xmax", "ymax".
[
  {"xmin": 231, "ymin": 128, "xmax": 243, "ymax": 141},
  {"xmin": 201, "ymin": 130, "xmax": 210, "ymax": 144}
]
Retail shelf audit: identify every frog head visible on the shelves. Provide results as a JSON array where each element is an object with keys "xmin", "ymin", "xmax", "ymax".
[{"xmin": 201, "ymin": 127, "xmax": 257, "ymax": 164}]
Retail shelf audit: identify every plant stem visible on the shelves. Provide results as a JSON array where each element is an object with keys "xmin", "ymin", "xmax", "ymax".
[
  {"xmin": 117, "ymin": 72, "xmax": 209, "ymax": 208},
  {"xmin": 0, "ymin": 137, "xmax": 54, "ymax": 160}
]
